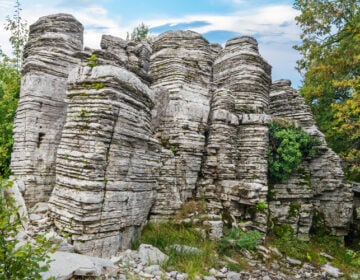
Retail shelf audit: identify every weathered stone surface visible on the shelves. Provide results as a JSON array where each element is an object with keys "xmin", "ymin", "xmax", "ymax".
[
  {"xmin": 41, "ymin": 251, "xmax": 116, "ymax": 280},
  {"xmin": 149, "ymin": 31, "xmax": 213, "ymax": 219},
  {"xmin": 198, "ymin": 36, "xmax": 272, "ymax": 232},
  {"xmin": 138, "ymin": 244, "xmax": 169, "ymax": 265},
  {"xmin": 49, "ymin": 56, "xmax": 160, "ymax": 257},
  {"xmin": 9, "ymin": 14, "xmax": 356, "ymax": 259},
  {"xmin": 10, "ymin": 14, "xmax": 83, "ymax": 207},
  {"xmin": 269, "ymin": 79, "xmax": 353, "ymax": 238},
  {"xmin": 100, "ymin": 34, "xmax": 152, "ymax": 84}
]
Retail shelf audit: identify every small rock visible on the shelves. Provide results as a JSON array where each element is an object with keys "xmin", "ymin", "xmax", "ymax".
[
  {"xmin": 322, "ymin": 263, "xmax": 343, "ymax": 278},
  {"xmin": 271, "ymin": 262, "xmax": 280, "ymax": 271},
  {"xmin": 31, "ymin": 202, "xmax": 49, "ymax": 214},
  {"xmin": 220, "ymin": 267, "xmax": 228, "ymax": 273},
  {"xmin": 209, "ymin": 268, "xmax": 217, "ymax": 275},
  {"xmin": 139, "ymin": 272, "xmax": 153, "ymax": 278},
  {"xmin": 286, "ymin": 257, "xmax": 302, "ymax": 266},
  {"xmin": 169, "ymin": 270, "xmax": 178, "ymax": 277},
  {"xmin": 144, "ymin": 264, "xmax": 161, "ymax": 275},
  {"xmin": 320, "ymin": 252, "xmax": 334, "ymax": 260},
  {"xmin": 203, "ymin": 277, "xmax": 216, "ymax": 280},
  {"xmin": 258, "ymin": 245, "xmax": 270, "ymax": 254},
  {"xmin": 29, "ymin": 213, "xmax": 42, "ymax": 221},
  {"xmin": 268, "ymin": 247, "xmax": 282, "ymax": 257},
  {"xmin": 240, "ymin": 249, "xmax": 253, "ymax": 259},
  {"xmin": 138, "ymin": 244, "xmax": 169, "ymax": 265},
  {"xmin": 262, "ymin": 276, "xmax": 271, "ymax": 280},
  {"xmin": 226, "ymin": 271, "xmax": 241, "ymax": 280},
  {"xmin": 223, "ymin": 256, "xmax": 239, "ymax": 264},
  {"xmin": 176, "ymin": 273, "xmax": 188, "ymax": 280}
]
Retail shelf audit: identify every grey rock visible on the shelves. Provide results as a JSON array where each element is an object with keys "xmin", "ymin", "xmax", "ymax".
[
  {"xmin": 226, "ymin": 271, "xmax": 241, "ymax": 280},
  {"xmin": 286, "ymin": 257, "xmax": 302, "ymax": 266},
  {"xmin": 203, "ymin": 277, "xmax": 217, "ymax": 280},
  {"xmin": 320, "ymin": 252, "xmax": 334, "ymax": 260},
  {"xmin": 321, "ymin": 263, "xmax": 343, "ymax": 278},
  {"xmin": 144, "ymin": 264, "xmax": 161, "ymax": 274},
  {"xmin": 49, "ymin": 62, "xmax": 160, "ymax": 257},
  {"xmin": 198, "ymin": 36, "xmax": 271, "ymax": 233},
  {"xmin": 11, "ymin": 14, "xmax": 83, "ymax": 208},
  {"xmin": 149, "ymin": 30, "xmax": 213, "ymax": 220},
  {"xmin": 138, "ymin": 244, "xmax": 169, "ymax": 265},
  {"xmin": 41, "ymin": 251, "xmax": 116, "ymax": 280}
]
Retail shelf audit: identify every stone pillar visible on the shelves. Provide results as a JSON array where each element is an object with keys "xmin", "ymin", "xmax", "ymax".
[
  {"xmin": 269, "ymin": 79, "xmax": 353, "ymax": 238},
  {"xmin": 200, "ymin": 36, "xmax": 271, "ymax": 232},
  {"xmin": 149, "ymin": 31, "xmax": 214, "ymax": 219},
  {"xmin": 49, "ymin": 55, "xmax": 160, "ymax": 257},
  {"xmin": 10, "ymin": 14, "xmax": 83, "ymax": 207}
]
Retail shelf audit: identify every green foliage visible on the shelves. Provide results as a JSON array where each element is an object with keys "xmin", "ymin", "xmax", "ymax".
[
  {"xmin": 0, "ymin": 1, "xmax": 27, "ymax": 178},
  {"xmin": 220, "ymin": 227, "xmax": 262, "ymax": 251},
  {"xmin": 294, "ymin": 0, "xmax": 360, "ymax": 182},
  {"xmin": 0, "ymin": 56, "xmax": 20, "ymax": 178},
  {"xmin": 5, "ymin": 0, "xmax": 28, "ymax": 71},
  {"xmin": 255, "ymin": 201, "xmax": 268, "ymax": 212},
  {"xmin": 0, "ymin": 178, "xmax": 57, "ymax": 279},
  {"xmin": 127, "ymin": 23, "xmax": 153, "ymax": 42},
  {"xmin": 268, "ymin": 120, "xmax": 320, "ymax": 184},
  {"xmin": 267, "ymin": 227, "xmax": 360, "ymax": 277},
  {"xmin": 87, "ymin": 54, "xmax": 98, "ymax": 68},
  {"xmin": 139, "ymin": 222, "xmax": 217, "ymax": 278},
  {"xmin": 288, "ymin": 203, "xmax": 301, "ymax": 218}
]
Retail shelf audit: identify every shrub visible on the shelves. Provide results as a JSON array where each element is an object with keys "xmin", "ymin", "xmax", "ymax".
[
  {"xmin": 220, "ymin": 227, "xmax": 262, "ymax": 251},
  {"xmin": 138, "ymin": 222, "xmax": 217, "ymax": 278},
  {"xmin": 268, "ymin": 120, "xmax": 320, "ymax": 184},
  {"xmin": 0, "ymin": 178, "xmax": 57, "ymax": 279}
]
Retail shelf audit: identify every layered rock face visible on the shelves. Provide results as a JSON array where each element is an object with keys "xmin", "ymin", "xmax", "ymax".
[
  {"xmin": 10, "ymin": 14, "xmax": 354, "ymax": 258},
  {"xmin": 10, "ymin": 14, "xmax": 83, "ymax": 207},
  {"xmin": 269, "ymin": 80, "xmax": 353, "ymax": 238},
  {"xmin": 49, "ymin": 53, "xmax": 160, "ymax": 257},
  {"xmin": 149, "ymin": 31, "xmax": 214, "ymax": 219},
  {"xmin": 198, "ymin": 37, "xmax": 272, "ymax": 232}
]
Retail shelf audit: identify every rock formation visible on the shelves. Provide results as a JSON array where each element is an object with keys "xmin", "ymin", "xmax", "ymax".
[
  {"xmin": 10, "ymin": 13, "xmax": 354, "ymax": 257},
  {"xmin": 269, "ymin": 80, "xmax": 353, "ymax": 238},
  {"xmin": 49, "ymin": 51, "xmax": 161, "ymax": 257},
  {"xmin": 198, "ymin": 36, "xmax": 272, "ymax": 233},
  {"xmin": 10, "ymin": 14, "xmax": 83, "ymax": 207},
  {"xmin": 149, "ymin": 31, "xmax": 214, "ymax": 219}
]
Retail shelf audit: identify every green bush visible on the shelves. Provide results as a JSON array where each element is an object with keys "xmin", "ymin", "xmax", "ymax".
[
  {"xmin": 0, "ymin": 178, "xmax": 57, "ymax": 279},
  {"xmin": 220, "ymin": 227, "xmax": 262, "ymax": 251},
  {"xmin": 138, "ymin": 222, "xmax": 217, "ymax": 278},
  {"xmin": 0, "ymin": 57, "xmax": 20, "ymax": 178},
  {"xmin": 268, "ymin": 120, "xmax": 320, "ymax": 184}
]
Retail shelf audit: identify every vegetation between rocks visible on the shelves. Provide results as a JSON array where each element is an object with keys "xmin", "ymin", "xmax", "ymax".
[
  {"xmin": 0, "ymin": 178, "xmax": 57, "ymax": 279},
  {"xmin": 268, "ymin": 120, "xmax": 320, "ymax": 184}
]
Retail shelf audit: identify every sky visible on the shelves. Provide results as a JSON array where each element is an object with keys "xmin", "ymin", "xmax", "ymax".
[{"xmin": 0, "ymin": 0, "xmax": 303, "ymax": 88}]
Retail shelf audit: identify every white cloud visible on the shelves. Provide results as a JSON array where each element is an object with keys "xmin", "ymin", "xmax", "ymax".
[{"xmin": 0, "ymin": 1, "xmax": 302, "ymax": 86}]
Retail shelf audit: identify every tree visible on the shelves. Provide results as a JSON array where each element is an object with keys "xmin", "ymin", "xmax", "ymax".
[
  {"xmin": 127, "ymin": 22, "xmax": 153, "ymax": 42},
  {"xmin": 0, "ymin": 55, "xmax": 20, "ymax": 178},
  {"xmin": 294, "ymin": 0, "xmax": 360, "ymax": 181},
  {"xmin": 0, "ymin": 0, "xmax": 27, "ymax": 178},
  {"xmin": 0, "ymin": 178, "xmax": 56, "ymax": 279},
  {"xmin": 5, "ymin": 0, "xmax": 28, "ymax": 71}
]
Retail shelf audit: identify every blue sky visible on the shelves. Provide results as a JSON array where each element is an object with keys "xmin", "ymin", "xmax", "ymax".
[{"xmin": 0, "ymin": 0, "xmax": 302, "ymax": 88}]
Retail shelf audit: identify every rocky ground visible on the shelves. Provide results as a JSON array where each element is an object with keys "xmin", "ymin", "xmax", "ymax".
[
  {"xmin": 38, "ymin": 241, "xmax": 348, "ymax": 280},
  {"xmin": 22, "ymin": 201, "xmax": 354, "ymax": 280}
]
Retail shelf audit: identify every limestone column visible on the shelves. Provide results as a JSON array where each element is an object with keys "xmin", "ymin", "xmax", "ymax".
[
  {"xmin": 10, "ymin": 14, "xmax": 83, "ymax": 207},
  {"xmin": 201, "ymin": 36, "xmax": 271, "ymax": 232}
]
